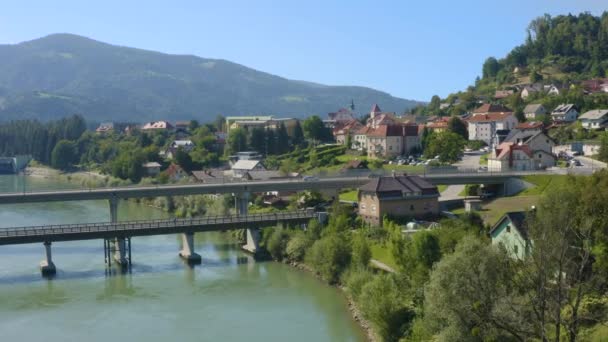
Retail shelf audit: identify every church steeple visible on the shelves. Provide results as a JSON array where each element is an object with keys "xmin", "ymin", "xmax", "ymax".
[{"xmin": 350, "ymin": 99, "xmax": 355, "ymax": 111}]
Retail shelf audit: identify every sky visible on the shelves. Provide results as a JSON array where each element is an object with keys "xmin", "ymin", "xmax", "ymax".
[{"xmin": 0, "ymin": 1, "xmax": 607, "ymax": 102}]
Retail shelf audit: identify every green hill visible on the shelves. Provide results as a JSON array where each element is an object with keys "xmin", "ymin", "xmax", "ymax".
[{"xmin": 0, "ymin": 34, "xmax": 420, "ymax": 123}]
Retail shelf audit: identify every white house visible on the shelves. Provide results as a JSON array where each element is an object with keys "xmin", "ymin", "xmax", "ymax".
[
  {"xmin": 551, "ymin": 104, "xmax": 578, "ymax": 123},
  {"xmin": 488, "ymin": 142, "xmax": 535, "ymax": 171},
  {"xmin": 231, "ymin": 160, "xmax": 266, "ymax": 178},
  {"xmin": 523, "ymin": 104, "xmax": 546, "ymax": 120},
  {"xmin": 142, "ymin": 162, "xmax": 161, "ymax": 177},
  {"xmin": 579, "ymin": 109, "xmax": 608, "ymax": 129},
  {"xmin": 503, "ymin": 130, "xmax": 556, "ymax": 170},
  {"xmin": 467, "ymin": 113, "xmax": 518, "ymax": 145},
  {"xmin": 163, "ymin": 140, "xmax": 195, "ymax": 159},
  {"xmin": 521, "ymin": 84, "xmax": 543, "ymax": 99}
]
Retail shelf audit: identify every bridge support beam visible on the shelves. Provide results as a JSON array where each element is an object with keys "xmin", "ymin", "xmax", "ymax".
[
  {"xmin": 40, "ymin": 241, "xmax": 56, "ymax": 277},
  {"xmin": 179, "ymin": 232, "xmax": 202, "ymax": 264},
  {"xmin": 109, "ymin": 197, "xmax": 118, "ymax": 223},
  {"xmin": 235, "ymin": 192, "xmax": 260, "ymax": 254},
  {"xmin": 113, "ymin": 237, "xmax": 130, "ymax": 266}
]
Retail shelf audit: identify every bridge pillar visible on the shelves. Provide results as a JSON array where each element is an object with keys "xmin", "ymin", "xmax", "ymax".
[
  {"xmin": 179, "ymin": 232, "xmax": 202, "ymax": 264},
  {"xmin": 113, "ymin": 237, "xmax": 130, "ymax": 266},
  {"xmin": 235, "ymin": 192, "xmax": 260, "ymax": 254},
  {"xmin": 40, "ymin": 241, "xmax": 56, "ymax": 277},
  {"xmin": 109, "ymin": 197, "xmax": 119, "ymax": 223}
]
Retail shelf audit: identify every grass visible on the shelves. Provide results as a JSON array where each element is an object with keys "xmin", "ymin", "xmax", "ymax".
[
  {"xmin": 479, "ymin": 153, "xmax": 489, "ymax": 165},
  {"xmin": 586, "ymin": 323, "xmax": 608, "ymax": 341},
  {"xmin": 437, "ymin": 185, "xmax": 448, "ymax": 193},
  {"xmin": 339, "ymin": 190, "xmax": 358, "ymax": 202},
  {"xmin": 475, "ymin": 196, "xmax": 540, "ymax": 225},
  {"xmin": 370, "ymin": 243, "xmax": 398, "ymax": 270},
  {"xmin": 517, "ymin": 175, "xmax": 570, "ymax": 196}
]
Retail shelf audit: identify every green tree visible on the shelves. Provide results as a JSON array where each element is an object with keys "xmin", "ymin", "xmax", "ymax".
[
  {"xmin": 248, "ymin": 127, "xmax": 266, "ymax": 154},
  {"xmin": 276, "ymin": 123, "xmax": 290, "ymax": 154},
  {"xmin": 424, "ymin": 131, "xmax": 465, "ymax": 163},
  {"xmin": 302, "ymin": 115, "xmax": 330, "ymax": 144},
  {"xmin": 227, "ymin": 127, "xmax": 247, "ymax": 153},
  {"xmin": 305, "ymin": 234, "xmax": 351, "ymax": 283},
  {"xmin": 447, "ymin": 116, "xmax": 468, "ymax": 139},
  {"xmin": 174, "ymin": 148, "xmax": 194, "ymax": 172},
  {"xmin": 598, "ymin": 132, "xmax": 608, "ymax": 162},
  {"xmin": 351, "ymin": 233, "xmax": 372, "ymax": 269},
  {"xmin": 50, "ymin": 140, "xmax": 76, "ymax": 170},
  {"xmin": 428, "ymin": 95, "xmax": 441, "ymax": 113},
  {"xmin": 188, "ymin": 120, "xmax": 199, "ymax": 131},
  {"xmin": 266, "ymin": 228, "xmax": 291, "ymax": 261},
  {"xmin": 359, "ymin": 274, "xmax": 416, "ymax": 341},
  {"xmin": 482, "ymin": 57, "xmax": 500, "ymax": 78},
  {"xmin": 292, "ymin": 121, "xmax": 305, "ymax": 147}
]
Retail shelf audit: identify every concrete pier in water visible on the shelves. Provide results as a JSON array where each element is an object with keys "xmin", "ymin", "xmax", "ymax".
[
  {"xmin": 179, "ymin": 232, "xmax": 202, "ymax": 264},
  {"xmin": 39, "ymin": 241, "xmax": 56, "ymax": 276}
]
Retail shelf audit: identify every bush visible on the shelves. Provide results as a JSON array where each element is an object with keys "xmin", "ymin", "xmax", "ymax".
[
  {"xmin": 351, "ymin": 234, "xmax": 372, "ymax": 269},
  {"xmin": 266, "ymin": 228, "xmax": 291, "ymax": 261},
  {"xmin": 359, "ymin": 274, "xmax": 416, "ymax": 341},
  {"xmin": 343, "ymin": 268, "xmax": 374, "ymax": 301},
  {"xmin": 306, "ymin": 234, "xmax": 352, "ymax": 283},
  {"xmin": 285, "ymin": 232, "xmax": 312, "ymax": 262}
]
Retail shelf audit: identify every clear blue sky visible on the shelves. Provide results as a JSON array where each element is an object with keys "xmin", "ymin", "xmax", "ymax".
[{"xmin": 1, "ymin": 0, "xmax": 606, "ymax": 101}]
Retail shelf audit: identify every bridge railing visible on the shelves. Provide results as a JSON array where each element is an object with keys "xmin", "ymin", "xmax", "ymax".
[{"xmin": 0, "ymin": 210, "xmax": 317, "ymax": 238}]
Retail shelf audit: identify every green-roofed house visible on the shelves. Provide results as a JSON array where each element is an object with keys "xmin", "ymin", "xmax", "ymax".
[{"xmin": 489, "ymin": 211, "xmax": 531, "ymax": 260}]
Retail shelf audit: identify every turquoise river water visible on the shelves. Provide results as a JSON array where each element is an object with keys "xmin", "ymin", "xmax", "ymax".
[{"xmin": 0, "ymin": 174, "xmax": 365, "ymax": 341}]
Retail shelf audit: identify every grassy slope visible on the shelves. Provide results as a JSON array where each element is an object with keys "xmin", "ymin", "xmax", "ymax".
[
  {"xmin": 370, "ymin": 243, "xmax": 398, "ymax": 270},
  {"xmin": 516, "ymin": 175, "xmax": 570, "ymax": 196}
]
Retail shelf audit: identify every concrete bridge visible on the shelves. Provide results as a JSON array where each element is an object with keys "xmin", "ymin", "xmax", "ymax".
[{"xmin": 0, "ymin": 210, "xmax": 319, "ymax": 276}]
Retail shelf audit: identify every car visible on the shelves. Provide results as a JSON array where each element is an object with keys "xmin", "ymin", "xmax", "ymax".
[
  {"xmin": 572, "ymin": 151, "xmax": 583, "ymax": 156},
  {"xmin": 480, "ymin": 191, "xmax": 495, "ymax": 199},
  {"xmin": 478, "ymin": 166, "xmax": 488, "ymax": 171},
  {"xmin": 303, "ymin": 176, "xmax": 319, "ymax": 182}
]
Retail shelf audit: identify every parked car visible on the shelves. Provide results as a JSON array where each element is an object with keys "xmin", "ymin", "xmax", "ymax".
[
  {"xmin": 303, "ymin": 176, "xmax": 319, "ymax": 182},
  {"xmin": 572, "ymin": 151, "xmax": 583, "ymax": 156}
]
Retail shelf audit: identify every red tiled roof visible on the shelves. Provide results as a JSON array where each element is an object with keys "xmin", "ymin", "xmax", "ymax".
[
  {"xmin": 494, "ymin": 142, "xmax": 533, "ymax": 163},
  {"xmin": 473, "ymin": 103, "xmax": 512, "ymax": 114},
  {"xmin": 467, "ymin": 112, "xmax": 514, "ymax": 123},
  {"xmin": 366, "ymin": 124, "xmax": 418, "ymax": 137},
  {"xmin": 516, "ymin": 121, "xmax": 543, "ymax": 130}
]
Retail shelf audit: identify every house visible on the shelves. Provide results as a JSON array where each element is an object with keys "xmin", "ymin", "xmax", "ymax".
[
  {"xmin": 523, "ymin": 104, "xmax": 546, "ymax": 120},
  {"xmin": 581, "ymin": 78, "xmax": 608, "ymax": 94},
  {"xmin": 358, "ymin": 175, "xmax": 440, "ymax": 226},
  {"xmin": 488, "ymin": 137, "xmax": 555, "ymax": 171},
  {"xmin": 426, "ymin": 117, "xmax": 450, "ymax": 133},
  {"xmin": 142, "ymin": 162, "xmax": 161, "ymax": 177},
  {"xmin": 579, "ymin": 109, "xmax": 608, "ymax": 129},
  {"xmin": 142, "ymin": 121, "xmax": 174, "ymax": 131},
  {"xmin": 174, "ymin": 121, "xmax": 191, "ymax": 132},
  {"xmin": 225, "ymin": 116, "xmax": 273, "ymax": 133},
  {"xmin": 96, "ymin": 122, "xmax": 114, "ymax": 133},
  {"xmin": 231, "ymin": 159, "xmax": 266, "ymax": 178},
  {"xmin": 162, "ymin": 140, "xmax": 195, "ymax": 159},
  {"xmin": 328, "ymin": 103, "xmax": 357, "ymax": 123},
  {"xmin": 544, "ymin": 84, "xmax": 565, "ymax": 96},
  {"xmin": 352, "ymin": 126, "xmax": 372, "ymax": 151},
  {"xmin": 521, "ymin": 84, "xmax": 543, "ymax": 99},
  {"xmin": 340, "ymin": 159, "xmax": 368, "ymax": 173},
  {"xmin": 472, "ymin": 103, "xmax": 513, "ymax": 116},
  {"xmin": 551, "ymin": 104, "xmax": 579, "ymax": 123},
  {"xmin": 166, "ymin": 163, "xmax": 186, "ymax": 181},
  {"xmin": 192, "ymin": 169, "xmax": 225, "ymax": 183},
  {"xmin": 366, "ymin": 124, "xmax": 420, "ymax": 159},
  {"xmin": 333, "ymin": 120, "xmax": 363, "ymax": 145},
  {"xmin": 467, "ymin": 113, "xmax": 518, "ymax": 145},
  {"xmin": 368, "ymin": 104, "xmax": 397, "ymax": 128},
  {"xmin": 490, "ymin": 211, "xmax": 530, "ymax": 259},
  {"xmin": 515, "ymin": 121, "xmax": 544, "ymax": 133},
  {"xmin": 494, "ymin": 90, "xmax": 514, "ymax": 99}
]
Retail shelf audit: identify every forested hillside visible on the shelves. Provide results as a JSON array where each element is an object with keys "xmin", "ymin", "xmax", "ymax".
[{"xmin": 0, "ymin": 34, "xmax": 419, "ymax": 123}]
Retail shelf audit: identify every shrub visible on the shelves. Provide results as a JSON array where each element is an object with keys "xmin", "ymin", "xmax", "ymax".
[
  {"xmin": 285, "ymin": 232, "xmax": 312, "ymax": 262},
  {"xmin": 306, "ymin": 234, "xmax": 352, "ymax": 283},
  {"xmin": 343, "ymin": 268, "xmax": 374, "ymax": 301},
  {"xmin": 351, "ymin": 234, "xmax": 372, "ymax": 269},
  {"xmin": 266, "ymin": 228, "xmax": 291, "ymax": 261}
]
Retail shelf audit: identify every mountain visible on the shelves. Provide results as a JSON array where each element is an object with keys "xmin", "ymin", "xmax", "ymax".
[{"xmin": 0, "ymin": 34, "xmax": 420, "ymax": 123}]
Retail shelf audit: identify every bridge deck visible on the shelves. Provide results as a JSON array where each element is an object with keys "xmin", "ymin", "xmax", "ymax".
[{"xmin": 0, "ymin": 211, "xmax": 316, "ymax": 245}]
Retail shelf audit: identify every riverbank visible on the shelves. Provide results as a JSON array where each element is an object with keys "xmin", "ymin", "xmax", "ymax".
[{"xmin": 288, "ymin": 260, "xmax": 378, "ymax": 342}]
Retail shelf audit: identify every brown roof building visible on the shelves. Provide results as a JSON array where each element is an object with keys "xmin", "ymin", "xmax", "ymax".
[
  {"xmin": 472, "ymin": 103, "xmax": 513, "ymax": 116},
  {"xmin": 358, "ymin": 175, "xmax": 439, "ymax": 225}
]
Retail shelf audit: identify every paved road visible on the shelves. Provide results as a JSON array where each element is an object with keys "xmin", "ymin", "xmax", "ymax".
[
  {"xmin": 455, "ymin": 151, "xmax": 484, "ymax": 170},
  {"xmin": 370, "ymin": 259, "xmax": 395, "ymax": 273},
  {"xmin": 576, "ymin": 156, "xmax": 607, "ymax": 169},
  {"xmin": 440, "ymin": 184, "xmax": 465, "ymax": 201}
]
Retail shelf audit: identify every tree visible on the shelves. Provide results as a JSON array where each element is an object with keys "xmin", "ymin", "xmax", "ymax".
[
  {"xmin": 359, "ymin": 274, "xmax": 416, "ymax": 341},
  {"xmin": 447, "ymin": 116, "xmax": 468, "ymax": 139},
  {"xmin": 292, "ymin": 121, "xmax": 305, "ymax": 147},
  {"xmin": 424, "ymin": 236, "xmax": 531, "ymax": 341},
  {"xmin": 265, "ymin": 129, "xmax": 277, "ymax": 155},
  {"xmin": 248, "ymin": 127, "xmax": 266, "ymax": 154},
  {"xmin": 188, "ymin": 120, "xmax": 200, "ymax": 131},
  {"xmin": 227, "ymin": 127, "xmax": 247, "ymax": 154},
  {"xmin": 482, "ymin": 57, "xmax": 500, "ymax": 78},
  {"xmin": 351, "ymin": 233, "xmax": 372, "ymax": 269},
  {"xmin": 50, "ymin": 140, "xmax": 76, "ymax": 170},
  {"xmin": 428, "ymin": 95, "xmax": 442, "ymax": 113},
  {"xmin": 305, "ymin": 234, "xmax": 351, "ymax": 283},
  {"xmin": 214, "ymin": 114, "xmax": 226, "ymax": 132},
  {"xmin": 598, "ymin": 132, "xmax": 608, "ymax": 162},
  {"xmin": 302, "ymin": 115, "xmax": 330, "ymax": 144},
  {"xmin": 174, "ymin": 148, "xmax": 194, "ymax": 172},
  {"xmin": 423, "ymin": 131, "xmax": 465, "ymax": 163},
  {"xmin": 276, "ymin": 123, "xmax": 290, "ymax": 154}
]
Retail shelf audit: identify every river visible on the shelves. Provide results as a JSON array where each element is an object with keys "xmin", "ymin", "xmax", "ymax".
[{"xmin": 0, "ymin": 174, "xmax": 365, "ymax": 341}]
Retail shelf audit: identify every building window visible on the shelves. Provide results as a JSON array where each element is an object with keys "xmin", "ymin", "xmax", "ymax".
[
  {"xmin": 360, "ymin": 203, "xmax": 366, "ymax": 210},
  {"xmin": 371, "ymin": 205, "xmax": 376, "ymax": 213},
  {"xmin": 513, "ymin": 245, "xmax": 519, "ymax": 255},
  {"xmin": 506, "ymin": 225, "xmax": 511, "ymax": 233},
  {"xmin": 410, "ymin": 204, "xmax": 414, "ymax": 211},
  {"xmin": 538, "ymin": 154, "xmax": 542, "ymax": 158}
]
